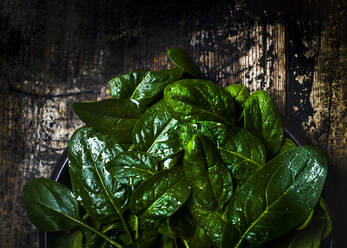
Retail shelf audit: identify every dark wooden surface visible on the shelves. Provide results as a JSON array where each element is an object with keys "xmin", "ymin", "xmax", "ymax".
[{"xmin": 0, "ymin": 0, "xmax": 345, "ymax": 247}]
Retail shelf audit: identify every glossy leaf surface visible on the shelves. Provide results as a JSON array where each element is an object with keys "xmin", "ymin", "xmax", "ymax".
[
  {"xmin": 184, "ymin": 134, "xmax": 233, "ymax": 210},
  {"xmin": 218, "ymin": 128, "xmax": 267, "ymax": 183},
  {"xmin": 164, "ymin": 79, "xmax": 236, "ymax": 125},
  {"xmin": 223, "ymin": 146, "xmax": 328, "ymax": 247},
  {"xmin": 23, "ymin": 178, "xmax": 80, "ymax": 232},
  {"xmin": 133, "ymin": 100, "xmax": 182, "ymax": 160},
  {"xmin": 68, "ymin": 126, "xmax": 128, "ymax": 223},
  {"xmin": 168, "ymin": 48, "xmax": 204, "ymax": 78},
  {"xmin": 109, "ymin": 68, "xmax": 183, "ymax": 105},
  {"xmin": 189, "ymin": 198, "xmax": 226, "ymax": 248},
  {"xmin": 225, "ymin": 84, "xmax": 250, "ymax": 107},
  {"xmin": 130, "ymin": 167, "xmax": 191, "ymax": 218},
  {"xmin": 107, "ymin": 151, "xmax": 159, "ymax": 186},
  {"xmin": 243, "ymin": 90, "xmax": 283, "ymax": 157},
  {"xmin": 72, "ymin": 98, "xmax": 145, "ymax": 147}
]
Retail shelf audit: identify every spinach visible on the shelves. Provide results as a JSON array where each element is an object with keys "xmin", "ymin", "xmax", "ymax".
[
  {"xmin": 109, "ymin": 68, "xmax": 183, "ymax": 105},
  {"xmin": 130, "ymin": 167, "xmax": 191, "ymax": 218},
  {"xmin": 168, "ymin": 48, "xmax": 204, "ymax": 79},
  {"xmin": 243, "ymin": 90, "xmax": 283, "ymax": 157},
  {"xmin": 107, "ymin": 151, "xmax": 159, "ymax": 186},
  {"xmin": 23, "ymin": 48, "xmax": 331, "ymax": 248},
  {"xmin": 132, "ymin": 100, "xmax": 182, "ymax": 161},
  {"xmin": 164, "ymin": 79, "xmax": 236, "ymax": 125},
  {"xmin": 223, "ymin": 146, "xmax": 328, "ymax": 247},
  {"xmin": 24, "ymin": 178, "xmax": 81, "ymax": 232},
  {"xmin": 72, "ymin": 98, "xmax": 145, "ymax": 147},
  {"xmin": 184, "ymin": 134, "xmax": 233, "ymax": 210}
]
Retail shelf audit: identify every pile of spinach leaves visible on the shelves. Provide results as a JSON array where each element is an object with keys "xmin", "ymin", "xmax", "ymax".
[{"xmin": 24, "ymin": 48, "xmax": 331, "ymax": 248}]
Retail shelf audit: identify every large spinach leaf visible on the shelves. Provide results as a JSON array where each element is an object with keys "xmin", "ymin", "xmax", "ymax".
[
  {"xmin": 223, "ymin": 146, "xmax": 328, "ymax": 248},
  {"xmin": 184, "ymin": 134, "xmax": 233, "ymax": 210},
  {"xmin": 68, "ymin": 126, "xmax": 127, "ymax": 223},
  {"xmin": 132, "ymin": 100, "xmax": 182, "ymax": 161},
  {"xmin": 72, "ymin": 98, "xmax": 145, "ymax": 147},
  {"xmin": 107, "ymin": 151, "xmax": 159, "ymax": 187},
  {"xmin": 167, "ymin": 48, "xmax": 204, "ymax": 79},
  {"xmin": 109, "ymin": 68, "xmax": 183, "ymax": 105},
  {"xmin": 130, "ymin": 167, "xmax": 191, "ymax": 218},
  {"xmin": 243, "ymin": 90, "xmax": 283, "ymax": 157},
  {"xmin": 164, "ymin": 79, "xmax": 236, "ymax": 125},
  {"xmin": 218, "ymin": 127, "xmax": 267, "ymax": 183},
  {"xmin": 23, "ymin": 178, "xmax": 81, "ymax": 232}
]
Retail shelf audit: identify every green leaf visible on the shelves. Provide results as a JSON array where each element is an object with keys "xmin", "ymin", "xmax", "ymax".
[
  {"xmin": 179, "ymin": 120, "xmax": 230, "ymax": 150},
  {"xmin": 243, "ymin": 90, "xmax": 283, "ymax": 157},
  {"xmin": 107, "ymin": 151, "xmax": 159, "ymax": 186},
  {"xmin": 184, "ymin": 134, "xmax": 233, "ymax": 210},
  {"xmin": 23, "ymin": 178, "xmax": 81, "ymax": 232},
  {"xmin": 109, "ymin": 68, "xmax": 183, "ymax": 105},
  {"xmin": 188, "ymin": 198, "xmax": 226, "ymax": 248},
  {"xmin": 133, "ymin": 100, "xmax": 182, "ymax": 160},
  {"xmin": 72, "ymin": 98, "xmax": 145, "ymax": 147},
  {"xmin": 223, "ymin": 146, "xmax": 328, "ymax": 248},
  {"xmin": 161, "ymin": 152, "xmax": 183, "ymax": 170},
  {"xmin": 68, "ymin": 126, "xmax": 128, "ymax": 223},
  {"xmin": 264, "ymin": 197, "xmax": 332, "ymax": 248},
  {"xmin": 225, "ymin": 84, "xmax": 250, "ymax": 107},
  {"xmin": 52, "ymin": 229, "xmax": 83, "ymax": 248},
  {"xmin": 218, "ymin": 128, "xmax": 267, "ymax": 183},
  {"xmin": 164, "ymin": 79, "xmax": 236, "ymax": 125},
  {"xmin": 130, "ymin": 167, "xmax": 191, "ymax": 218},
  {"xmin": 278, "ymin": 138, "xmax": 297, "ymax": 154},
  {"xmin": 168, "ymin": 48, "xmax": 204, "ymax": 78}
]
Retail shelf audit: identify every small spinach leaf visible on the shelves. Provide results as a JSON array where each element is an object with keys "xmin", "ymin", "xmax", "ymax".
[
  {"xmin": 52, "ymin": 229, "xmax": 83, "ymax": 248},
  {"xmin": 133, "ymin": 100, "xmax": 182, "ymax": 160},
  {"xmin": 243, "ymin": 90, "xmax": 283, "ymax": 157},
  {"xmin": 109, "ymin": 68, "xmax": 183, "ymax": 105},
  {"xmin": 23, "ymin": 178, "xmax": 81, "ymax": 232},
  {"xmin": 72, "ymin": 98, "xmax": 145, "ymax": 147},
  {"xmin": 184, "ymin": 134, "xmax": 233, "ymax": 210},
  {"xmin": 278, "ymin": 137, "xmax": 297, "ymax": 154},
  {"xmin": 164, "ymin": 79, "xmax": 235, "ymax": 125},
  {"xmin": 168, "ymin": 48, "xmax": 204, "ymax": 78},
  {"xmin": 223, "ymin": 146, "xmax": 328, "ymax": 248},
  {"xmin": 225, "ymin": 84, "xmax": 250, "ymax": 107},
  {"xmin": 130, "ymin": 167, "xmax": 191, "ymax": 218},
  {"xmin": 107, "ymin": 151, "xmax": 159, "ymax": 186}
]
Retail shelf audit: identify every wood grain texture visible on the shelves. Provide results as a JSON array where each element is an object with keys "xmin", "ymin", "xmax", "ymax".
[{"xmin": 0, "ymin": 0, "xmax": 345, "ymax": 247}]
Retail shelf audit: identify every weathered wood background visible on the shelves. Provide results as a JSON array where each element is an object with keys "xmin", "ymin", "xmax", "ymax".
[{"xmin": 0, "ymin": 0, "xmax": 346, "ymax": 247}]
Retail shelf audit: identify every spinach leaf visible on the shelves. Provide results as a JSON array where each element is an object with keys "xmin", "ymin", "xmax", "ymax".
[
  {"xmin": 107, "ymin": 151, "xmax": 159, "ymax": 186},
  {"xmin": 186, "ymin": 225, "xmax": 212, "ymax": 248},
  {"xmin": 278, "ymin": 138, "xmax": 297, "ymax": 154},
  {"xmin": 188, "ymin": 198, "xmax": 226, "ymax": 248},
  {"xmin": 179, "ymin": 120, "xmax": 230, "ymax": 148},
  {"xmin": 23, "ymin": 178, "xmax": 81, "ymax": 232},
  {"xmin": 132, "ymin": 100, "xmax": 182, "ymax": 161},
  {"xmin": 218, "ymin": 127, "xmax": 267, "ymax": 183},
  {"xmin": 168, "ymin": 48, "xmax": 204, "ymax": 78},
  {"xmin": 164, "ymin": 79, "xmax": 235, "ymax": 125},
  {"xmin": 130, "ymin": 167, "xmax": 191, "ymax": 218},
  {"xmin": 184, "ymin": 134, "xmax": 233, "ymax": 210},
  {"xmin": 264, "ymin": 197, "xmax": 332, "ymax": 248},
  {"xmin": 225, "ymin": 84, "xmax": 250, "ymax": 107},
  {"xmin": 109, "ymin": 70, "xmax": 148, "ymax": 99},
  {"xmin": 72, "ymin": 98, "xmax": 145, "ymax": 147},
  {"xmin": 223, "ymin": 146, "xmax": 328, "ymax": 248},
  {"xmin": 161, "ymin": 152, "xmax": 183, "ymax": 170},
  {"xmin": 109, "ymin": 68, "xmax": 183, "ymax": 105},
  {"xmin": 243, "ymin": 90, "xmax": 283, "ymax": 157},
  {"xmin": 68, "ymin": 126, "xmax": 127, "ymax": 223},
  {"xmin": 52, "ymin": 229, "xmax": 83, "ymax": 248}
]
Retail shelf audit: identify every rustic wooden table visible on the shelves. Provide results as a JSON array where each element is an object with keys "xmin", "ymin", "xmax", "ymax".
[{"xmin": 0, "ymin": 0, "xmax": 345, "ymax": 247}]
